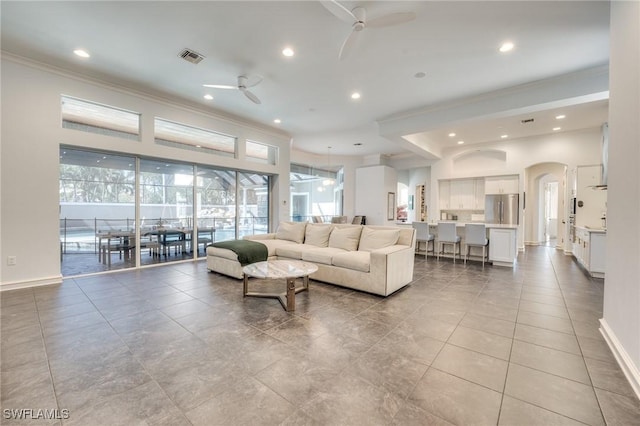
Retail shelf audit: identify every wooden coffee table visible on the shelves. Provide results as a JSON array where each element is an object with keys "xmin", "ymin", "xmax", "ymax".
[{"xmin": 242, "ymin": 260, "xmax": 318, "ymax": 312}]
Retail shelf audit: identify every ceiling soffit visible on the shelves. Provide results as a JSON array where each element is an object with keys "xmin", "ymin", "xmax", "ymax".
[{"xmin": 377, "ymin": 65, "xmax": 610, "ymax": 159}]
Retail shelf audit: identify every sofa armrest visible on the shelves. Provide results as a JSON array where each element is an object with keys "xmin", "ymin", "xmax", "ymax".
[
  {"xmin": 243, "ymin": 233, "xmax": 276, "ymax": 241},
  {"xmin": 369, "ymin": 245, "xmax": 411, "ymax": 256},
  {"xmin": 370, "ymin": 245, "xmax": 414, "ymax": 295}
]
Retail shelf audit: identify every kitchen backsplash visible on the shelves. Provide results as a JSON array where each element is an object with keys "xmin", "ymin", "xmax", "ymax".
[{"xmin": 440, "ymin": 210, "xmax": 485, "ymax": 222}]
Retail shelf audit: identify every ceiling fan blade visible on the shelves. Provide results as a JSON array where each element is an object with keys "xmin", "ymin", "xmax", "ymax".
[
  {"xmin": 202, "ymin": 84, "xmax": 237, "ymax": 89},
  {"xmin": 243, "ymin": 75, "xmax": 263, "ymax": 88},
  {"xmin": 339, "ymin": 29, "xmax": 361, "ymax": 60},
  {"xmin": 241, "ymin": 88, "xmax": 261, "ymax": 105},
  {"xmin": 367, "ymin": 12, "xmax": 416, "ymax": 28},
  {"xmin": 320, "ymin": 0, "xmax": 356, "ymax": 24}
]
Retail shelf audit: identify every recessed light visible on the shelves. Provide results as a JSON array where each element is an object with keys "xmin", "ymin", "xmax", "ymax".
[
  {"xmin": 448, "ymin": 133, "xmax": 456, "ymax": 137},
  {"xmin": 553, "ymin": 127, "xmax": 561, "ymax": 131},
  {"xmin": 351, "ymin": 92, "xmax": 361, "ymax": 100},
  {"xmin": 414, "ymin": 72, "xmax": 426, "ymax": 79},
  {"xmin": 196, "ymin": 145, "xmax": 201, "ymax": 148},
  {"xmin": 499, "ymin": 42, "xmax": 514, "ymax": 53},
  {"xmin": 273, "ymin": 119, "xmax": 281, "ymax": 124},
  {"xmin": 457, "ymin": 141, "xmax": 465, "ymax": 145},
  {"xmin": 501, "ymin": 134, "xmax": 508, "ymax": 139},
  {"xmin": 73, "ymin": 49, "xmax": 90, "ymax": 58},
  {"xmin": 555, "ymin": 114, "xmax": 566, "ymax": 120},
  {"xmin": 203, "ymin": 94, "xmax": 213, "ymax": 100},
  {"xmin": 282, "ymin": 47, "xmax": 295, "ymax": 57}
]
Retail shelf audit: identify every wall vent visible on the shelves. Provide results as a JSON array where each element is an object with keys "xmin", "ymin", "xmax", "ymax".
[
  {"xmin": 178, "ymin": 49, "xmax": 205, "ymax": 64},
  {"xmin": 520, "ymin": 118, "xmax": 535, "ymax": 124}
]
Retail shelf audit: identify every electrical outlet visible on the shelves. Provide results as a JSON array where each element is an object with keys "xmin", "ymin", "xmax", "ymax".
[{"xmin": 7, "ymin": 256, "xmax": 17, "ymax": 266}]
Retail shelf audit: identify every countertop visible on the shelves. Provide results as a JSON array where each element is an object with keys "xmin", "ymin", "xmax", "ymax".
[
  {"xmin": 411, "ymin": 221, "xmax": 518, "ymax": 230},
  {"xmin": 574, "ymin": 225, "xmax": 607, "ymax": 234}
]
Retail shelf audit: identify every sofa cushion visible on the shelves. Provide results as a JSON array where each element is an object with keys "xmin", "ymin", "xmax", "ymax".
[
  {"xmin": 358, "ymin": 227, "xmax": 400, "ymax": 252},
  {"xmin": 302, "ymin": 247, "xmax": 348, "ymax": 265},
  {"xmin": 331, "ymin": 251, "xmax": 370, "ymax": 273},
  {"xmin": 275, "ymin": 221, "xmax": 307, "ymax": 244},
  {"xmin": 276, "ymin": 244, "xmax": 319, "ymax": 260},
  {"xmin": 328, "ymin": 225, "xmax": 362, "ymax": 251},
  {"xmin": 207, "ymin": 245, "xmax": 240, "ymax": 261},
  {"xmin": 253, "ymin": 239, "xmax": 297, "ymax": 257},
  {"xmin": 304, "ymin": 223, "xmax": 332, "ymax": 247}
]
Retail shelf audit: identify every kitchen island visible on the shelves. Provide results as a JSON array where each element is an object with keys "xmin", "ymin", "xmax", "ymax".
[
  {"xmin": 420, "ymin": 221, "xmax": 519, "ymax": 267},
  {"xmin": 573, "ymin": 225, "xmax": 606, "ymax": 278}
]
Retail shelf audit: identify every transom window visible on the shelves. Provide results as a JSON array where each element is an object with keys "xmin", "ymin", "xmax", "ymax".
[
  {"xmin": 154, "ymin": 118, "xmax": 236, "ymax": 157},
  {"xmin": 61, "ymin": 96, "xmax": 140, "ymax": 140}
]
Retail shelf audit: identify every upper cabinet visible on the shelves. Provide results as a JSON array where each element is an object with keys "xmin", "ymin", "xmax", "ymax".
[
  {"xmin": 450, "ymin": 179, "xmax": 475, "ymax": 209},
  {"xmin": 440, "ymin": 178, "xmax": 485, "ymax": 210},
  {"xmin": 439, "ymin": 180, "xmax": 451, "ymax": 209},
  {"xmin": 473, "ymin": 179, "xmax": 485, "ymax": 209},
  {"xmin": 485, "ymin": 175, "xmax": 519, "ymax": 194}
]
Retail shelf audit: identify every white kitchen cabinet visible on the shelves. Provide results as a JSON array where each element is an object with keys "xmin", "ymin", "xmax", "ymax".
[
  {"xmin": 440, "ymin": 178, "xmax": 483, "ymax": 210},
  {"xmin": 573, "ymin": 226, "xmax": 605, "ymax": 278},
  {"xmin": 450, "ymin": 179, "xmax": 475, "ymax": 209},
  {"xmin": 489, "ymin": 227, "xmax": 517, "ymax": 266},
  {"xmin": 439, "ymin": 180, "xmax": 450, "ymax": 210},
  {"xmin": 474, "ymin": 179, "xmax": 485, "ymax": 209},
  {"xmin": 485, "ymin": 176, "xmax": 519, "ymax": 194}
]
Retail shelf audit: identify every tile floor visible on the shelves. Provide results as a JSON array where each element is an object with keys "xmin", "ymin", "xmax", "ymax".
[{"xmin": 2, "ymin": 246, "xmax": 639, "ymax": 425}]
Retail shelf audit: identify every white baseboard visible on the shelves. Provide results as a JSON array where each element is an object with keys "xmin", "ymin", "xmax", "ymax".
[
  {"xmin": 0, "ymin": 275, "xmax": 63, "ymax": 292},
  {"xmin": 600, "ymin": 318, "xmax": 640, "ymax": 400}
]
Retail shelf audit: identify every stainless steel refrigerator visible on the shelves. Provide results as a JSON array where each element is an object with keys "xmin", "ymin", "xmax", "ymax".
[{"xmin": 485, "ymin": 194, "xmax": 519, "ymax": 224}]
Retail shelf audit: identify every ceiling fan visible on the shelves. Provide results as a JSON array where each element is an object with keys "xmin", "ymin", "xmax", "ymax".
[
  {"xmin": 320, "ymin": 1, "xmax": 416, "ymax": 60},
  {"xmin": 203, "ymin": 75, "xmax": 263, "ymax": 104}
]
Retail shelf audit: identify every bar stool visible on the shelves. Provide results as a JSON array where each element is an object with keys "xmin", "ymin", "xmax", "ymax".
[
  {"xmin": 437, "ymin": 222, "xmax": 461, "ymax": 262},
  {"xmin": 464, "ymin": 223, "xmax": 489, "ymax": 267},
  {"xmin": 412, "ymin": 222, "xmax": 434, "ymax": 257}
]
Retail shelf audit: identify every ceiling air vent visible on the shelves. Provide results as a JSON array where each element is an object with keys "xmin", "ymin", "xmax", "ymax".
[
  {"xmin": 521, "ymin": 118, "xmax": 535, "ymax": 124},
  {"xmin": 178, "ymin": 48, "xmax": 205, "ymax": 64}
]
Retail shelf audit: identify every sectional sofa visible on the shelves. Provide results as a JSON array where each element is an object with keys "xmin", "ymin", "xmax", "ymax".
[{"xmin": 206, "ymin": 222, "xmax": 416, "ymax": 296}]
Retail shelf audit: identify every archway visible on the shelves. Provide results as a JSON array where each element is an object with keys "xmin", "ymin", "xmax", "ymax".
[{"xmin": 524, "ymin": 162, "xmax": 568, "ymax": 250}]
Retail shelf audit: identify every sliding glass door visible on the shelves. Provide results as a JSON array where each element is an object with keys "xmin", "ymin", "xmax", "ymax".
[
  {"xmin": 139, "ymin": 159, "xmax": 195, "ymax": 263},
  {"xmin": 60, "ymin": 147, "xmax": 272, "ymax": 276},
  {"xmin": 59, "ymin": 148, "xmax": 136, "ymax": 274}
]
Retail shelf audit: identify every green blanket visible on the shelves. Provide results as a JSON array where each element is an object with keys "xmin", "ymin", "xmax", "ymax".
[{"xmin": 210, "ymin": 239, "xmax": 268, "ymax": 266}]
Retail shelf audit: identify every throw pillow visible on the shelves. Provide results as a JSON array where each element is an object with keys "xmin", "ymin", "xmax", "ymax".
[
  {"xmin": 304, "ymin": 223, "xmax": 332, "ymax": 247},
  {"xmin": 328, "ymin": 225, "xmax": 362, "ymax": 251},
  {"xmin": 275, "ymin": 221, "xmax": 307, "ymax": 244},
  {"xmin": 358, "ymin": 227, "xmax": 400, "ymax": 252}
]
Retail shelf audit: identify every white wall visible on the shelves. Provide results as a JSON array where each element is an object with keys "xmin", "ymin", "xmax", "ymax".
[
  {"xmin": 429, "ymin": 128, "xmax": 604, "ymax": 249},
  {"xmin": 0, "ymin": 57, "xmax": 291, "ymax": 289},
  {"xmin": 601, "ymin": 0, "xmax": 640, "ymax": 399},
  {"xmin": 355, "ymin": 165, "xmax": 398, "ymax": 225}
]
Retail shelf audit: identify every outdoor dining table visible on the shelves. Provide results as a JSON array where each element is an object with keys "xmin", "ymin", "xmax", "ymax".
[{"xmin": 96, "ymin": 230, "xmax": 135, "ymax": 266}]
